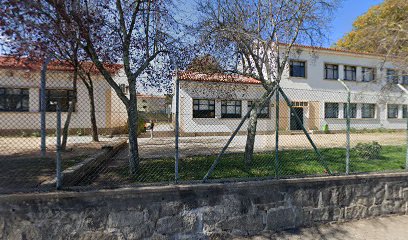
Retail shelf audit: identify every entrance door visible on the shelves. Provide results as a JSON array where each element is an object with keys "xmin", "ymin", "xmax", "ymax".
[{"xmin": 290, "ymin": 107, "xmax": 304, "ymax": 130}]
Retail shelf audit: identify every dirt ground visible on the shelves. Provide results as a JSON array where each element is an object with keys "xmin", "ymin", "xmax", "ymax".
[
  {"xmin": 132, "ymin": 131, "xmax": 406, "ymax": 159},
  {"xmin": 232, "ymin": 214, "xmax": 408, "ymax": 240},
  {"xmin": 0, "ymin": 137, "xmax": 122, "ymax": 193}
]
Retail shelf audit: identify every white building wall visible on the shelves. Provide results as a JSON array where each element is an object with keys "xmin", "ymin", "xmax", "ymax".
[
  {"xmin": 175, "ymin": 48, "xmax": 408, "ymax": 133},
  {"xmin": 0, "ymin": 68, "xmax": 114, "ymax": 131}
]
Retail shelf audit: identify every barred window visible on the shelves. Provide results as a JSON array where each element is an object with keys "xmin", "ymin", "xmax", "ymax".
[
  {"xmin": 362, "ymin": 104, "xmax": 376, "ymax": 118},
  {"xmin": 248, "ymin": 100, "xmax": 270, "ymax": 118},
  {"xmin": 404, "ymin": 105, "xmax": 408, "ymax": 118},
  {"xmin": 387, "ymin": 104, "xmax": 399, "ymax": 119},
  {"xmin": 324, "ymin": 103, "xmax": 339, "ymax": 118},
  {"xmin": 344, "ymin": 66, "xmax": 356, "ymax": 81},
  {"xmin": 0, "ymin": 88, "xmax": 29, "ymax": 112},
  {"xmin": 324, "ymin": 64, "xmax": 338, "ymax": 80},
  {"xmin": 289, "ymin": 61, "xmax": 306, "ymax": 78},
  {"xmin": 45, "ymin": 89, "xmax": 76, "ymax": 112},
  {"xmin": 193, "ymin": 99, "xmax": 215, "ymax": 118},
  {"xmin": 221, "ymin": 100, "xmax": 241, "ymax": 118},
  {"xmin": 387, "ymin": 69, "xmax": 398, "ymax": 84},
  {"xmin": 362, "ymin": 67, "xmax": 375, "ymax": 82},
  {"xmin": 343, "ymin": 103, "xmax": 357, "ymax": 118}
]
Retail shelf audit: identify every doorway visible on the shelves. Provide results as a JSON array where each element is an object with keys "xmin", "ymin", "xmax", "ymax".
[{"xmin": 290, "ymin": 107, "xmax": 304, "ymax": 130}]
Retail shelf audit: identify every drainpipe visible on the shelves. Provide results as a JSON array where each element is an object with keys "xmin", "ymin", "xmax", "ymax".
[
  {"xmin": 397, "ymin": 84, "xmax": 408, "ymax": 171},
  {"xmin": 338, "ymin": 78, "xmax": 351, "ymax": 175}
]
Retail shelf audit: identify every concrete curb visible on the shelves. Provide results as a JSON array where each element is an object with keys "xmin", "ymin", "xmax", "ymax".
[{"xmin": 41, "ymin": 139, "xmax": 127, "ymax": 188}]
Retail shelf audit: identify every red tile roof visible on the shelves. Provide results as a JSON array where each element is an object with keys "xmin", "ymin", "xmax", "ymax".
[
  {"xmin": 178, "ymin": 71, "xmax": 261, "ymax": 85},
  {"xmin": 0, "ymin": 56, "xmax": 123, "ymax": 74}
]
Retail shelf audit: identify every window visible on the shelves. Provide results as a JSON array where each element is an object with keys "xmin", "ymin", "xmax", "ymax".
[
  {"xmin": 193, "ymin": 99, "xmax": 215, "ymax": 118},
  {"xmin": 324, "ymin": 64, "xmax": 339, "ymax": 80},
  {"xmin": 362, "ymin": 67, "xmax": 375, "ymax": 82},
  {"xmin": 325, "ymin": 103, "xmax": 339, "ymax": 118},
  {"xmin": 361, "ymin": 104, "xmax": 376, "ymax": 118},
  {"xmin": 289, "ymin": 61, "xmax": 306, "ymax": 78},
  {"xmin": 343, "ymin": 103, "xmax": 357, "ymax": 118},
  {"xmin": 248, "ymin": 101, "xmax": 270, "ymax": 118},
  {"xmin": 344, "ymin": 66, "xmax": 356, "ymax": 81},
  {"xmin": 402, "ymin": 72, "xmax": 408, "ymax": 85},
  {"xmin": 45, "ymin": 89, "xmax": 76, "ymax": 112},
  {"xmin": 403, "ymin": 105, "xmax": 408, "ymax": 118},
  {"xmin": 221, "ymin": 100, "xmax": 241, "ymax": 118},
  {"xmin": 387, "ymin": 69, "xmax": 398, "ymax": 84},
  {"xmin": 387, "ymin": 104, "xmax": 399, "ymax": 119},
  {"xmin": 0, "ymin": 88, "xmax": 29, "ymax": 112}
]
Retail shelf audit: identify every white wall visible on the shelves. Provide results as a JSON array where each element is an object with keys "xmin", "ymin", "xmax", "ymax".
[{"xmin": 0, "ymin": 69, "xmax": 113, "ymax": 130}]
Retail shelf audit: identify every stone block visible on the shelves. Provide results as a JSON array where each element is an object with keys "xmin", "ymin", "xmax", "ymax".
[
  {"xmin": 266, "ymin": 207, "xmax": 297, "ymax": 231},
  {"xmin": 216, "ymin": 214, "xmax": 264, "ymax": 232},
  {"xmin": 344, "ymin": 206, "xmax": 368, "ymax": 220}
]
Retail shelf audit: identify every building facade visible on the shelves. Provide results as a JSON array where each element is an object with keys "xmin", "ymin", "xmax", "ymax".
[
  {"xmin": 0, "ymin": 57, "xmax": 128, "ymax": 135},
  {"xmin": 174, "ymin": 45, "xmax": 408, "ymax": 134}
]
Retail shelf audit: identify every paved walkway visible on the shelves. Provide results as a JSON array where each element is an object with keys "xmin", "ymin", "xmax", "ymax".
[{"xmin": 233, "ymin": 215, "xmax": 408, "ymax": 240}]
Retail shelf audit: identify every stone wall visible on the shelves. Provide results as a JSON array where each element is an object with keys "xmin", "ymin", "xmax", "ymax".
[{"xmin": 1, "ymin": 173, "xmax": 408, "ymax": 239}]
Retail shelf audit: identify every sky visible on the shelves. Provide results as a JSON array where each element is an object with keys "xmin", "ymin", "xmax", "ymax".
[{"xmin": 326, "ymin": 0, "xmax": 384, "ymax": 47}]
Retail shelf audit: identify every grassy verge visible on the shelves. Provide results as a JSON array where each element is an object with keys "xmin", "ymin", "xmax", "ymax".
[{"xmin": 108, "ymin": 145, "xmax": 406, "ymax": 183}]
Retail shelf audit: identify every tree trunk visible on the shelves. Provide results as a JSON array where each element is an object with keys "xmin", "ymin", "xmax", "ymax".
[
  {"xmin": 127, "ymin": 87, "xmax": 139, "ymax": 174},
  {"xmin": 86, "ymin": 80, "xmax": 99, "ymax": 142},
  {"xmin": 244, "ymin": 104, "xmax": 258, "ymax": 166},
  {"xmin": 61, "ymin": 71, "xmax": 78, "ymax": 151}
]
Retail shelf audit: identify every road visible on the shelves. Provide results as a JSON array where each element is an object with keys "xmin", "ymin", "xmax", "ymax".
[{"xmin": 231, "ymin": 215, "xmax": 408, "ymax": 240}]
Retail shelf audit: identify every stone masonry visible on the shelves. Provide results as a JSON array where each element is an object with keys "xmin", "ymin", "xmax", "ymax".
[{"xmin": 1, "ymin": 172, "xmax": 408, "ymax": 239}]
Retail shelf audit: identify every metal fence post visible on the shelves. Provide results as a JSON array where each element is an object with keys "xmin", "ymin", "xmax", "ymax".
[
  {"xmin": 338, "ymin": 79, "xmax": 351, "ymax": 175},
  {"xmin": 40, "ymin": 56, "xmax": 51, "ymax": 157},
  {"xmin": 397, "ymin": 84, "xmax": 408, "ymax": 170},
  {"xmin": 275, "ymin": 88, "xmax": 280, "ymax": 178},
  {"xmin": 56, "ymin": 102, "xmax": 62, "ymax": 190},
  {"xmin": 175, "ymin": 74, "xmax": 180, "ymax": 183}
]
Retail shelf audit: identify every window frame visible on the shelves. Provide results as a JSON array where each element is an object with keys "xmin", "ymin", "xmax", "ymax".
[
  {"xmin": 343, "ymin": 103, "xmax": 357, "ymax": 119},
  {"xmin": 247, "ymin": 100, "xmax": 270, "ymax": 119},
  {"xmin": 44, "ymin": 89, "xmax": 76, "ymax": 112},
  {"xmin": 344, "ymin": 65, "xmax": 357, "ymax": 81},
  {"xmin": 361, "ymin": 103, "xmax": 376, "ymax": 119},
  {"xmin": 387, "ymin": 69, "xmax": 399, "ymax": 84},
  {"xmin": 221, "ymin": 100, "xmax": 242, "ymax": 119},
  {"xmin": 362, "ymin": 67, "xmax": 375, "ymax": 82},
  {"xmin": 403, "ymin": 105, "xmax": 408, "ymax": 119},
  {"xmin": 324, "ymin": 102, "xmax": 339, "ymax": 119},
  {"xmin": 324, "ymin": 64, "xmax": 339, "ymax": 80},
  {"xmin": 0, "ymin": 87, "xmax": 30, "ymax": 112},
  {"xmin": 289, "ymin": 60, "xmax": 306, "ymax": 78},
  {"xmin": 387, "ymin": 104, "xmax": 399, "ymax": 119},
  {"xmin": 192, "ymin": 99, "xmax": 215, "ymax": 118},
  {"xmin": 402, "ymin": 71, "xmax": 408, "ymax": 85}
]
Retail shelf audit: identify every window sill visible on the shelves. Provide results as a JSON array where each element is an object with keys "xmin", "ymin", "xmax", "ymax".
[{"xmin": 290, "ymin": 77, "xmax": 307, "ymax": 80}]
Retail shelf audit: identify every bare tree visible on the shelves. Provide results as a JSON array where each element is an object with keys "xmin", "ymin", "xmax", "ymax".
[
  {"xmin": 1, "ymin": 0, "xmax": 185, "ymax": 174},
  {"xmin": 197, "ymin": 0, "xmax": 339, "ymax": 164}
]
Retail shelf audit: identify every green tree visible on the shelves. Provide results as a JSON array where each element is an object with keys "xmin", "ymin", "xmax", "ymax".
[{"xmin": 335, "ymin": 0, "xmax": 408, "ymax": 60}]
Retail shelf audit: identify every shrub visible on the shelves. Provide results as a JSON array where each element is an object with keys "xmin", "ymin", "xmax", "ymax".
[
  {"xmin": 20, "ymin": 131, "xmax": 29, "ymax": 137},
  {"xmin": 31, "ymin": 131, "xmax": 41, "ymax": 137},
  {"xmin": 323, "ymin": 124, "xmax": 330, "ymax": 134},
  {"xmin": 353, "ymin": 141, "xmax": 382, "ymax": 160},
  {"xmin": 122, "ymin": 112, "xmax": 146, "ymax": 135},
  {"xmin": 76, "ymin": 129, "xmax": 85, "ymax": 136}
]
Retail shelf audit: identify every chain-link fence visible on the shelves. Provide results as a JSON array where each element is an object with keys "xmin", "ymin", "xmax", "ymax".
[{"xmin": 1, "ymin": 65, "xmax": 407, "ymax": 194}]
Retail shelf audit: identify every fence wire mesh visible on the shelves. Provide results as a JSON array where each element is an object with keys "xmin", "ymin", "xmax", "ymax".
[{"xmin": 0, "ymin": 65, "xmax": 407, "ymax": 194}]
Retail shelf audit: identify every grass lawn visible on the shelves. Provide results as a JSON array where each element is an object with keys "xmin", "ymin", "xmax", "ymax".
[{"xmin": 109, "ymin": 145, "xmax": 407, "ymax": 183}]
